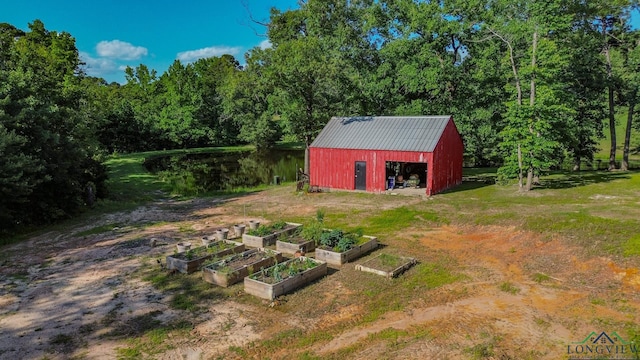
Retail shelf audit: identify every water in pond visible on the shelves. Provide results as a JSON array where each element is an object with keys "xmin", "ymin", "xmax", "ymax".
[{"xmin": 143, "ymin": 150, "xmax": 305, "ymax": 193}]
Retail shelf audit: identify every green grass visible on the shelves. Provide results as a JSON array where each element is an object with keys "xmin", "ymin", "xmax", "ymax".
[
  {"xmin": 114, "ymin": 319, "xmax": 192, "ymax": 359},
  {"xmin": 402, "ymin": 262, "xmax": 465, "ymax": 291},
  {"xmin": 623, "ymin": 234, "xmax": 640, "ymax": 257},
  {"xmin": 499, "ymin": 282, "xmax": 520, "ymax": 295},
  {"xmin": 139, "ymin": 260, "xmax": 230, "ymax": 312},
  {"xmin": 532, "ymin": 273, "xmax": 551, "ymax": 283},
  {"xmin": 596, "ymin": 107, "xmax": 640, "ymax": 164},
  {"xmin": 73, "ymin": 223, "xmax": 121, "ymax": 237},
  {"xmin": 364, "ymin": 207, "xmax": 444, "ymax": 236}
]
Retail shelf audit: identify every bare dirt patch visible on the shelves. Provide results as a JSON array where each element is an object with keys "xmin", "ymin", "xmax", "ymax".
[{"xmin": 1, "ymin": 189, "xmax": 639, "ymax": 359}]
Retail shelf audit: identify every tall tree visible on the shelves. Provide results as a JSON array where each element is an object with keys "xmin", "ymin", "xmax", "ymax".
[
  {"xmin": 122, "ymin": 63, "xmax": 164, "ymax": 150},
  {"xmin": 588, "ymin": 1, "xmax": 635, "ymax": 170},
  {"xmin": 618, "ymin": 30, "xmax": 640, "ymax": 170},
  {"xmin": 193, "ymin": 54, "xmax": 242, "ymax": 146},
  {"xmin": 482, "ymin": 1, "xmax": 574, "ymax": 190},
  {"xmin": 267, "ymin": 0, "xmax": 372, "ymax": 173},
  {"xmin": 0, "ymin": 20, "xmax": 106, "ymax": 231},
  {"xmin": 221, "ymin": 48, "xmax": 282, "ymax": 149}
]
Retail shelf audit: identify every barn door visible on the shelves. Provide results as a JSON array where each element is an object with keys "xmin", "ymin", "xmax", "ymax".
[{"xmin": 354, "ymin": 161, "xmax": 366, "ymax": 190}]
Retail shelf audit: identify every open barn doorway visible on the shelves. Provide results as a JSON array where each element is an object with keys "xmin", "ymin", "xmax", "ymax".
[{"xmin": 385, "ymin": 161, "xmax": 427, "ymax": 190}]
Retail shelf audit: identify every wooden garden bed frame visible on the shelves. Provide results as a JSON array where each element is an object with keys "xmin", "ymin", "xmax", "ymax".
[
  {"xmin": 166, "ymin": 240, "xmax": 244, "ymax": 274},
  {"xmin": 242, "ymin": 222, "xmax": 302, "ymax": 247},
  {"xmin": 314, "ymin": 236, "xmax": 378, "ymax": 266},
  {"xmin": 202, "ymin": 248, "xmax": 283, "ymax": 287},
  {"xmin": 244, "ymin": 257, "xmax": 327, "ymax": 300},
  {"xmin": 355, "ymin": 253, "xmax": 417, "ymax": 278},
  {"xmin": 275, "ymin": 237, "xmax": 316, "ymax": 255}
]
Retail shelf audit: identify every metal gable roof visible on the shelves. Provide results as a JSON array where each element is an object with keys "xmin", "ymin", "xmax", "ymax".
[{"xmin": 310, "ymin": 116, "xmax": 452, "ymax": 152}]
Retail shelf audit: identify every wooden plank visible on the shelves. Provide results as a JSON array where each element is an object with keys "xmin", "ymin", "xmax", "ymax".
[
  {"xmin": 166, "ymin": 240, "xmax": 244, "ymax": 274},
  {"xmin": 202, "ymin": 248, "xmax": 283, "ymax": 287},
  {"xmin": 242, "ymin": 222, "xmax": 302, "ymax": 247},
  {"xmin": 355, "ymin": 255, "xmax": 417, "ymax": 278},
  {"xmin": 243, "ymin": 257, "xmax": 327, "ymax": 300},
  {"xmin": 315, "ymin": 236, "xmax": 377, "ymax": 266},
  {"xmin": 276, "ymin": 239, "xmax": 316, "ymax": 255}
]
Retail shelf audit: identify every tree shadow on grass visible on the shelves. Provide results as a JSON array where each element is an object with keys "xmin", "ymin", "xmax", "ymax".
[
  {"xmin": 539, "ymin": 170, "xmax": 635, "ymax": 190},
  {"xmin": 442, "ymin": 167, "xmax": 499, "ymax": 194},
  {"xmin": 442, "ymin": 179, "xmax": 495, "ymax": 194}
]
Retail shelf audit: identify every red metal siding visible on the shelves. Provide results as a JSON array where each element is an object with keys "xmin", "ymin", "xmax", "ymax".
[
  {"xmin": 429, "ymin": 119, "xmax": 464, "ymax": 195},
  {"xmin": 309, "ymin": 117, "xmax": 463, "ymax": 196}
]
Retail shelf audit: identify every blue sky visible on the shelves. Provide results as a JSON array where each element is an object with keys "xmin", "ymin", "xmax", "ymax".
[
  {"xmin": 2, "ymin": 2, "xmax": 639, "ymax": 84},
  {"xmin": 2, "ymin": 0, "xmax": 300, "ymax": 83}
]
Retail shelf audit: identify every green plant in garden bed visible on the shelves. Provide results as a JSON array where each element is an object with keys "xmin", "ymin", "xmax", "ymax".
[
  {"xmin": 300, "ymin": 219, "xmax": 324, "ymax": 244},
  {"xmin": 278, "ymin": 228, "xmax": 304, "ymax": 243},
  {"xmin": 250, "ymin": 257, "xmax": 319, "ymax": 284},
  {"xmin": 202, "ymin": 248, "xmax": 278, "ymax": 273},
  {"xmin": 319, "ymin": 229, "xmax": 364, "ymax": 252},
  {"xmin": 246, "ymin": 221, "xmax": 288, "ymax": 236},
  {"xmin": 177, "ymin": 241, "xmax": 238, "ymax": 260}
]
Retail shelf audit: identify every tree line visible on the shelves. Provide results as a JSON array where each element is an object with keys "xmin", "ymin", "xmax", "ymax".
[{"xmin": 1, "ymin": 0, "xmax": 639, "ymax": 231}]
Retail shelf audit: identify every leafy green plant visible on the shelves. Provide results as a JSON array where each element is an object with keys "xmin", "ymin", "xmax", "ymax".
[
  {"xmin": 319, "ymin": 229, "xmax": 362, "ymax": 252},
  {"xmin": 247, "ymin": 225, "xmax": 273, "ymax": 236},
  {"xmin": 250, "ymin": 257, "xmax": 319, "ymax": 284},
  {"xmin": 335, "ymin": 236, "xmax": 356, "ymax": 252},
  {"xmin": 301, "ymin": 219, "xmax": 324, "ymax": 243},
  {"xmin": 320, "ymin": 229, "xmax": 344, "ymax": 248},
  {"xmin": 179, "ymin": 240, "xmax": 237, "ymax": 260},
  {"xmin": 247, "ymin": 221, "xmax": 289, "ymax": 236}
]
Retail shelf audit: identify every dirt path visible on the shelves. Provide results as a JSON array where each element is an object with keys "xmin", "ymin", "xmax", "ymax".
[{"xmin": 1, "ymin": 191, "xmax": 639, "ymax": 359}]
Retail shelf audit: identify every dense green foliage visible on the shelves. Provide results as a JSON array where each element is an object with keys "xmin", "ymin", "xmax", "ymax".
[
  {"xmin": 2, "ymin": 1, "xmax": 640, "ymax": 231},
  {"xmin": 0, "ymin": 21, "xmax": 107, "ymax": 232},
  {"xmin": 73, "ymin": 0, "xmax": 640, "ymax": 174}
]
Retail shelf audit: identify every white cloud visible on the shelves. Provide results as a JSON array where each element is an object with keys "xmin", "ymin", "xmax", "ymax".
[
  {"xmin": 176, "ymin": 46, "xmax": 242, "ymax": 63},
  {"xmin": 96, "ymin": 40, "xmax": 148, "ymax": 60},
  {"xmin": 259, "ymin": 40, "xmax": 272, "ymax": 50},
  {"xmin": 79, "ymin": 51, "xmax": 118, "ymax": 77}
]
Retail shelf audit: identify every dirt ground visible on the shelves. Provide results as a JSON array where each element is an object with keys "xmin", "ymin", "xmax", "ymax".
[{"xmin": 1, "ymin": 188, "xmax": 639, "ymax": 359}]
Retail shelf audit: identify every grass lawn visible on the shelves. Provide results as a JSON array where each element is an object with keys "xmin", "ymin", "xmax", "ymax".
[{"xmin": 596, "ymin": 108, "xmax": 640, "ymax": 168}]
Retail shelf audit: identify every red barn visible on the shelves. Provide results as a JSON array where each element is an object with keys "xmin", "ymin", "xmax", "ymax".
[{"xmin": 309, "ymin": 115, "xmax": 463, "ymax": 196}]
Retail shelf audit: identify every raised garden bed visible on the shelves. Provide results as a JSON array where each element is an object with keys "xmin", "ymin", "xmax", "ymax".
[
  {"xmin": 275, "ymin": 231, "xmax": 316, "ymax": 255},
  {"xmin": 355, "ymin": 253, "xmax": 417, "ymax": 278},
  {"xmin": 166, "ymin": 240, "xmax": 244, "ymax": 274},
  {"xmin": 314, "ymin": 231, "xmax": 378, "ymax": 266},
  {"xmin": 202, "ymin": 248, "xmax": 283, "ymax": 287},
  {"xmin": 242, "ymin": 222, "xmax": 302, "ymax": 248},
  {"xmin": 244, "ymin": 257, "xmax": 327, "ymax": 300}
]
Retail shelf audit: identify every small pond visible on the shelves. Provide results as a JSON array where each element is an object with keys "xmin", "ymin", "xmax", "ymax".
[{"xmin": 143, "ymin": 149, "xmax": 304, "ymax": 192}]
